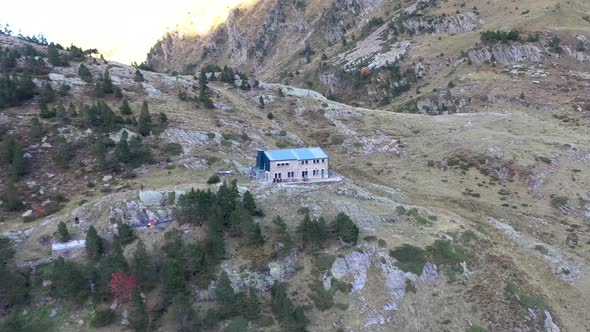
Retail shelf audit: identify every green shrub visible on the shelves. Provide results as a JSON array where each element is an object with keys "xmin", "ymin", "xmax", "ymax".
[
  {"xmin": 505, "ymin": 281, "xmax": 544, "ymax": 309},
  {"xmin": 395, "ymin": 205, "xmax": 407, "ymax": 215},
  {"xmin": 534, "ymin": 245, "xmax": 549, "ymax": 255},
  {"xmin": 163, "ymin": 142, "xmax": 182, "ymax": 156},
  {"xmin": 426, "ymin": 240, "xmax": 473, "ymax": 266},
  {"xmin": 308, "ymin": 281, "xmax": 334, "ymax": 311},
  {"xmin": 90, "ymin": 309, "xmax": 115, "ymax": 327},
  {"xmin": 390, "ymin": 244, "xmax": 426, "ymax": 274},
  {"xmin": 468, "ymin": 325, "xmax": 487, "ymax": 332},
  {"xmin": 207, "ymin": 156, "xmax": 219, "ymax": 165},
  {"xmin": 221, "ymin": 139, "xmax": 232, "ymax": 147},
  {"xmin": 551, "ymin": 196, "xmax": 568, "ymax": 207},
  {"xmin": 207, "ymin": 174, "xmax": 221, "ymax": 184},
  {"xmin": 315, "ymin": 255, "xmax": 336, "ymax": 273},
  {"xmin": 275, "ymin": 141, "xmax": 288, "ymax": 149},
  {"xmin": 377, "ymin": 239, "xmax": 387, "ymax": 248},
  {"xmin": 363, "ymin": 235, "xmax": 377, "ymax": 242},
  {"xmin": 207, "ymin": 132, "xmax": 216, "ymax": 139}
]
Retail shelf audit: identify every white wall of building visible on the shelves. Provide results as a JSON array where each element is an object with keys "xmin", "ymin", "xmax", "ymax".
[{"xmin": 269, "ymin": 158, "xmax": 329, "ymax": 181}]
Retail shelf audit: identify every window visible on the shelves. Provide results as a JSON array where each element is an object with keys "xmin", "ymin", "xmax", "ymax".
[{"xmin": 322, "ymin": 159, "xmax": 325, "ymax": 163}]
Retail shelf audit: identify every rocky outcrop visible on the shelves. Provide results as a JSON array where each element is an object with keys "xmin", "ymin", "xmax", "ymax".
[
  {"xmin": 402, "ymin": 12, "xmax": 483, "ymax": 35},
  {"xmin": 416, "ymin": 91, "xmax": 467, "ymax": 115},
  {"xmin": 467, "ymin": 44, "xmax": 544, "ymax": 65},
  {"xmin": 146, "ymin": 0, "xmax": 387, "ymax": 74}
]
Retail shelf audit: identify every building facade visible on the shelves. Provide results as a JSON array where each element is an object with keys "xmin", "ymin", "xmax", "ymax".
[{"xmin": 255, "ymin": 147, "xmax": 329, "ymax": 182}]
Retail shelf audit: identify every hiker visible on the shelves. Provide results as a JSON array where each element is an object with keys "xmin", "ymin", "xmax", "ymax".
[
  {"xmin": 74, "ymin": 217, "xmax": 80, "ymax": 224},
  {"xmin": 140, "ymin": 184, "xmax": 144, "ymax": 191}
]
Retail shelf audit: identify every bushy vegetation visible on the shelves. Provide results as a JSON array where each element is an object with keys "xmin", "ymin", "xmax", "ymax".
[{"xmin": 480, "ymin": 30, "xmax": 520, "ymax": 43}]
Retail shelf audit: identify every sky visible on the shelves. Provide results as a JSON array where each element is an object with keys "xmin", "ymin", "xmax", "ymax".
[{"xmin": 0, "ymin": 0, "xmax": 253, "ymax": 64}]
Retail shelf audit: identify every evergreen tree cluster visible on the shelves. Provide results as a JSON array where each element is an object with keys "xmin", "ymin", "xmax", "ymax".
[
  {"xmin": 271, "ymin": 282, "xmax": 309, "ymax": 331},
  {"xmin": 0, "ymin": 134, "xmax": 28, "ymax": 180},
  {"xmin": 198, "ymin": 70, "xmax": 214, "ymax": 109},
  {"xmin": 297, "ymin": 211, "xmax": 359, "ymax": 250},
  {"xmin": 0, "ymin": 74, "xmax": 36, "ymax": 109},
  {"xmin": 480, "ymin": 30, "xmax": 520, "ymax": 43},
  {"xmin": 176, "ymin": 182, "xmax": 264, "ymax": 246}
]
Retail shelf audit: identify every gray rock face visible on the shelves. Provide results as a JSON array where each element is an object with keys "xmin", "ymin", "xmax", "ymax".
[
  {"xmin": 331, "ymin": 249, "xmax": 374, "ymax": 291},
  {"xmin": 222, "ymin": 252, "xmax": 298, "ymax": 293},
  {"xmin": 468, "ymin": 44, "xmax": 544, "ymax": 65},
  {"xmin": 1, "ymin": 229, "xmax": 33, "ymax": 243},
  {"xmin": 139, "ymin": 190, "xmax": 163, "ymax": 206},
  {"xmin": 544, "ymin": 311, "xmax": 560, "ymax": 332},
  {"xmin": 402, "ymin": 12, "xmax": 482, "ymax": 35}
]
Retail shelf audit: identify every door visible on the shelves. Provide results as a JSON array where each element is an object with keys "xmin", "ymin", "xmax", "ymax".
[{"xmin": 321, "ymin": 169, "xmax": 325, "ymax": 178}]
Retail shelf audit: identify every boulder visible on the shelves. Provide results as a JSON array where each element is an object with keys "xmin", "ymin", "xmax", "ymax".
[{"xmin": 139, "ymin": 190, "xmax": 163, "ymax": 206}]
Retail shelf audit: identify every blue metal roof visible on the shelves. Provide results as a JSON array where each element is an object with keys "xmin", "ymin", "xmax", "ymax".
[{"xmin": 264, "ymin": 147, "xmax": 328, "ymax": 161}]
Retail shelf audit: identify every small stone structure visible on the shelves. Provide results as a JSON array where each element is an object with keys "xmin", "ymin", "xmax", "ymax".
[{"xmin": 51, "ymin": 240, "xmax": 86, "ymax": 258}]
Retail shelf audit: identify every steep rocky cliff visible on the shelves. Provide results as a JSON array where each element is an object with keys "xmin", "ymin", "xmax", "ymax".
[{"xmin": 146, "ymin": 0, "xmax": 388, "ymax": 77}]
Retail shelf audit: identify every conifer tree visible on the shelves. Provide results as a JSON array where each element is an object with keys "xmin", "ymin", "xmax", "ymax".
[
  {"xmin": 120, "ymin": 99, "xmax": 132, "ymax": 115},
  {"xmin": 47, "ymin": 43, "xmax": 61, "ymax": 66},
  {"xmin": 9, "ymin": 141, "xmax": 26, "ymax": 180},
  {"xmin": 102, "ymin": 69, "xmax": 114, "ymax": 93},
  {"xmin": 272, "ymin": 216, "xmax": 292, "ymax": 257},
  {"xmin": 242, "ymin": 288, "xmax": 260, "ymax": 321},
  {"xmin": 78, "ymin": 63, "xmax": 92, "ymax": 81},
  {"xmin": 86, "ymin": 225, "xmax": 104, "ymax": 259},
  {"xmin": 57, "ymin": 221, "xmax": 70, "ymax": 242},
  {"xmin": 131, "ymin": 240, "xmax": 154, "ymax": 289},
  {"xmin": 52, "ymin": 136, "xmax": 74, "ymax": 168},
  {"xmin": 30, "ymin": 117, "xmax": 44, "ymax": 141},
  {"xmin": 216, "ymin": 271, "xmax": 238, "ymax": 316},
  {"xmin": 128, "ymin": 286, "xmax": 146, "ymax": 331},
  {"xmin": 115, "ymin": 131, "xmax": 131, "ymax": 163},
  {"xmin": 138, "ymin": 101, "xmax": 152, "ymax": 136},
  {"xmin": 334, "ymin": 212, "xmax": 359, "ymax": 244},
  {"xmin": 242, "ymin": 190, "xmax": 257, "ymax": 215},
  {"xmin": 2, "ymin": 180, "xmax": 23, "ymax": 211},
  {"xmin": 95, "ymin": 137, "xmax": 108, "ymax": 170}
]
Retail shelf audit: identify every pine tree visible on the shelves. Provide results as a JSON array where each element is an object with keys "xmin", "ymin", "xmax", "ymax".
[
  {"xmin": 128, "ymin": 286, "xmax": 146, "ymax": 331},
  {"xmin": 30, "ymin": 117, "xmax": 44, "ymax": 141},
  {"xmin": 131, "ymin": 240, "xmax": 154, "ymax": 289},
  {"xmin": 102, "ymin": 69, "xmax": 114, "ymax": 93},
  {"xmin": 242, "ymin": 288, "xmax": 260, "ymax": 321},
  {"xmin": 78, "ymin": 63, "xmax": 92, "ymax": 81},
  {"xmin": 317, "ymin": 216, "xmax": 328, "ymax": 242},
  {"xmin": 259, "ymin": 95, "xmax": 265, "ymax": 107},
  {"xmin": 95, "ymin": 137, "xmax": 108, "ymax": 170},
  {"xmin": 47, "ymin": 43, "xmax": 60, "ymax": 66},
  {"xmin": 242, "ymin": 191, "xmax": 257, "ymax": 215},
  {"xmin": 216, "ymin": 271, "xmax": 237, "ymax": 316},
  {"xmin": 159, "ymin": 112, "xmax": 167, "ymax": 123},
  {"xmin": 173, "ymin": 293, "xmax": 202, "ymax": 332},
  {"xmin": 68, "ymin": 102, "xmax": 77, "ymax": 117},
  {"xmin": 40, "ymin": 82, "xmax": 55, "ymax": 104},
  {"xmin": 9, "ymin": 141, "xmax": 26, "ymax": 180},
  {"xmin": 51, "ymin": 257, "xmax": 89, "ymax": 303},
  {"xmin": 52, "ymin": 136, "xmax": 74, "ymax": 168},
  {"xmin": 334, "ymin": 212, "xmax": 359, "ymax": 244},
  {"xmin": 138, "ymin": 101, "xmax": 152, "ymax": 136},
  {"xmin": 120, "ymin": 99, "xmax": 132, "ymax": 115},
  {"xmin": 117, "ymin": 222, "xmax": 135, "ymax": 245},
  {"xmin": 57, "ymin": 221, "xmax": 70, "ymax": 242},
  {"xmin": 272, "ymin": 216, "xmax": 292, "ymax": 257},
  {"xmin": 115, "ymin": 131, "xmax": 131, "ymax": 163},
  {"xmin": 86, "ymin": 225, "xmax": 104, "ymax": 259},
  {"xmin": 2, "ymin": 180, "xmax": 24, "ymax": 211}
]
